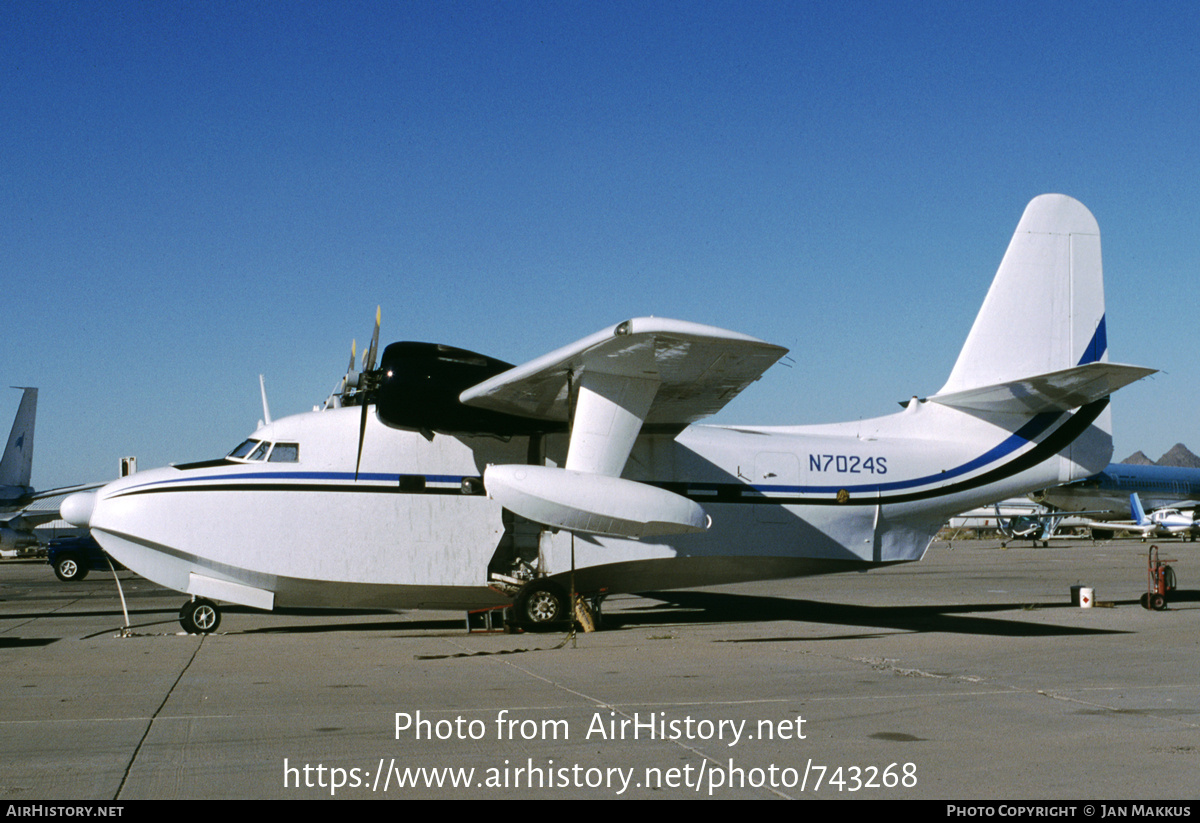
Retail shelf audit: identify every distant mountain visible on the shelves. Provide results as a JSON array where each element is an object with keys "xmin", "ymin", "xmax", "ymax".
[
  {"xmin": 1120, "ymin": 451, "xmax": 1154, "ymax": 465},
  {"xmin": 1118, "ymin": 444, "xmax": 1200, "ymax": 468},
  {"xmin": 1157, "ymin": 443, "xmax": 1200, "ymax": 469}
]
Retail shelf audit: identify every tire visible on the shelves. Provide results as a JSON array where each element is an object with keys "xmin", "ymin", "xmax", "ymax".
[
  {"xmin": 1149, "ymin": 593, "xmax": 1167, "ymax": 611},
  {"xmin": 54, "ymin": 554, "xmax": 88, "ymax": 582},
  {"xmin": 180, "ymin": 598, "xmax": 221, "ymax": 633},
  {"xmin": 514, "ymin": 580, "xmax": 569, "ymax": 629}
]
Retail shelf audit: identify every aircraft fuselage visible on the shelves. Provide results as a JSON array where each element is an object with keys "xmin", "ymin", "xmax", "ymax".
[{"xmin": 79, "ymin": 396, "xmax": 1106, "ymax": 612}]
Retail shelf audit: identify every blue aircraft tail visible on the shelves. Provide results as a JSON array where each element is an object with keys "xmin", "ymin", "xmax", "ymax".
[{"xmin": 1130, "ymin": 493, "xmax": 1150, "ymax": 526}]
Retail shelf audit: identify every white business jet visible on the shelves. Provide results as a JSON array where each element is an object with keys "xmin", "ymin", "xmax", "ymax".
[{"xmin": 63, "ymin": 195, "xmax": 1154, "ymax": 633}]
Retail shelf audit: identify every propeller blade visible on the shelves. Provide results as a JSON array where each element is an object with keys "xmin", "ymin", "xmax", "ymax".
[
  {"xmin": 352, "ymin": 307, "xmax": 382, "ymax": 475},
  {"xmin": 354, "ymin": 397, "xmax": 369, "ymax": 480},
  {"xmin": 365, "ymin": 306, "xmax": 381, "ymax": 373}
]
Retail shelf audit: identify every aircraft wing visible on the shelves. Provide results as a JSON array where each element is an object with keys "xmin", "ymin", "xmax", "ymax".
[
  {"xmin": 459, "ymin": 317, "xmax": 788, "ymax": 427},
  {"xmin": 1081, "ymin": 518, "xmax": 1156, "ymax": 536},
  {"xmin": 1000, "ymin": 508, "xmax": 1118, "ymax": 519},
  {"xmin": 465, "ymin": 318, "xmax": 786, "ymax": 537}
]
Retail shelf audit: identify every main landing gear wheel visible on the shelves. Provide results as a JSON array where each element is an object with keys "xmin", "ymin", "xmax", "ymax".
[
  {"xmin": 514, "ymin": 580, "xmax": 569, "ymax": 630},
  {"xmin": 54, "ymin": 555, "xmax": 88, "ymax": 582},
  {"xmin": 179, "ymin": 598, "xmax": 221, "ymax": 634}
]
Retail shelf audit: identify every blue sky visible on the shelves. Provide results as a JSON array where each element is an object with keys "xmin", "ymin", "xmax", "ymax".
[{"xmin": 4, "ymin": 1, "xmax": 1198, "ymax": 490}]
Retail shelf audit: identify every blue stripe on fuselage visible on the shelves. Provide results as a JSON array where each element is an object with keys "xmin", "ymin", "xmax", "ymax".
[
  {"xmin": 752, "ymin": 410, "xmax": 1063, "ymax": 496},
  {"xmin": 115, "ymin": 408, "xmax": 1069, "ymax": 502},
  {"xmin": 114, "ymin": 470, "xmax": 468, "ymax": 494}
]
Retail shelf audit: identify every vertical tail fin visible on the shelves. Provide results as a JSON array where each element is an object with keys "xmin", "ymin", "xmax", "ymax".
[
  {"xmin": 938, "ymin": 194, "xmax": 1107, "ymax": 396},
  {"xmin": 927, "ymin": 196, "xmax": 1154, "ymax": 484},
  {"xmin": 1130, "ymin": 493, "xmax": 1150, "ymax": 526},
  {"xmin": 0, "ymin": 387, "xmax": 36, "ymax": 491}
]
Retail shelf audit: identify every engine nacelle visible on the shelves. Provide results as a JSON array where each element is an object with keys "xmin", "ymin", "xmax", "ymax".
[
  {"xmin": 0, "ymin": 527, "xmax": 38, "ymax": 554},
  {"xmin": 374, "ymin": 342, "xmax": 559, "ymax": 436}
]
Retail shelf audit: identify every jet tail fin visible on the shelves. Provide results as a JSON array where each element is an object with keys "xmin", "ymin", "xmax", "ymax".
[{"xmin": 0, "ymin": 387, "xmax": 36, "ymax": 490}]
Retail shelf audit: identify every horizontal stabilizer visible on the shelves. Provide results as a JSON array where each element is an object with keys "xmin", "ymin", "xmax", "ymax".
[
  {"xmin": 460, "ymin": 318, "xmax": 786, "ymax": 426},
  {"xmin": 484, "ymin": 464, "xmax": 709, "ymax": 539},
  {"xmin": 929, "ymin": 362, "xmax": 1155, "ymax": 414}
]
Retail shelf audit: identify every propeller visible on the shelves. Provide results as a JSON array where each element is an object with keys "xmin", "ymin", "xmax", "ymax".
[
  {"xmin": 322, "ymin": 307, "xmax": 381, "ymax": 414},
  {"xmin": 321, "ymin": 339, "xmax": 357, "ymax": 411},
  {"xmin": 354, "ymin": 307, "xmax": 382, "ymax": 480},
  {"xmin": 364, "ymin": 305, "xmax": 380, "ymax": 374}
]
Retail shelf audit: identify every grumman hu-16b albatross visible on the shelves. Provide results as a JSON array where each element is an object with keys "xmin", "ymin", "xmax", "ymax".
[{"xmin": 62, "ymin": 195, "xmax": 1154, "ymax": 633}]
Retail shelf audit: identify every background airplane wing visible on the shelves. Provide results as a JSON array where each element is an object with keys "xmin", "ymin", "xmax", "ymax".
[
  {"xmin": 1080, "ymin": 518, "xmax": 1156, "ymax": 536},
  {"xmin": 459, "ymin": 317, "xmax": 788, "ymax": 426},
  {"xmin": 1, "ymin": 483, "xmax": 103, "ymax": 529}
]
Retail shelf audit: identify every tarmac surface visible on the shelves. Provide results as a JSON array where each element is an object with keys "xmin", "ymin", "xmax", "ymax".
[{"xmin": 1, "ymin": 537, "xmax": 1198, "ymax": 800}]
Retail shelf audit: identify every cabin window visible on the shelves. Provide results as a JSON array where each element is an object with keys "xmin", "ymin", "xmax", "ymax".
[{"xmin": 269, "ymin": 443, "xmax": 300, "ymax": 462}]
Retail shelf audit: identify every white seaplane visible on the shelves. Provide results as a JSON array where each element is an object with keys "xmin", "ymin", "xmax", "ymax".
[{"xmin": 63, "ymin": 195, "xmax": 1153, "ymax": 633}]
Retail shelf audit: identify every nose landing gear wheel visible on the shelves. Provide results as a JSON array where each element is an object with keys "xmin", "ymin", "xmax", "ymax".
[{"xmin": 179, "ymin": 598, "xmax": 221, "ymax": 634}]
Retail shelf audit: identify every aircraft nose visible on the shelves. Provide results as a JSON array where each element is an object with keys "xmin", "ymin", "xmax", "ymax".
[{"xmin": 61, "ymin": 491, "xmax": 97, "ymax": 528}]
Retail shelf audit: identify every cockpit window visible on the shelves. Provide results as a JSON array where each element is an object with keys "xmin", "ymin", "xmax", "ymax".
[
  {"xmin": 248, "ymin": 441, "xmax": 272, "ymax": 461},
  {"xmin": 268, "ymin": 442, "xmax": 299, "ymax": 462},
  {"xmin": 228, "ymin": 439, "xmax": 261, "ymax": 459},
  {"xmin": 228, "ymin": 438, "xmax": 300, "ymax": 463}
]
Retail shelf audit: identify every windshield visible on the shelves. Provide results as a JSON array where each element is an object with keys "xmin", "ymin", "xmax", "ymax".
[
  {"xmin": 228, "ymin": 439, "xmax": 261, "ymax": 459},
  {"xmin": 228, "ymin": 439, "xmax": 300, "ymax": 463}
]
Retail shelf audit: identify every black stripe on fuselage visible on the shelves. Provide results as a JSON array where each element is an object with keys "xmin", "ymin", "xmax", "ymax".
[
  {"xmin": 109, "ymin": 400, "xmax": 1106, "ymax": 509},
  {"xmin": 663, "ymin": 398, "xmax": 1107, "ymax": 507}
]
